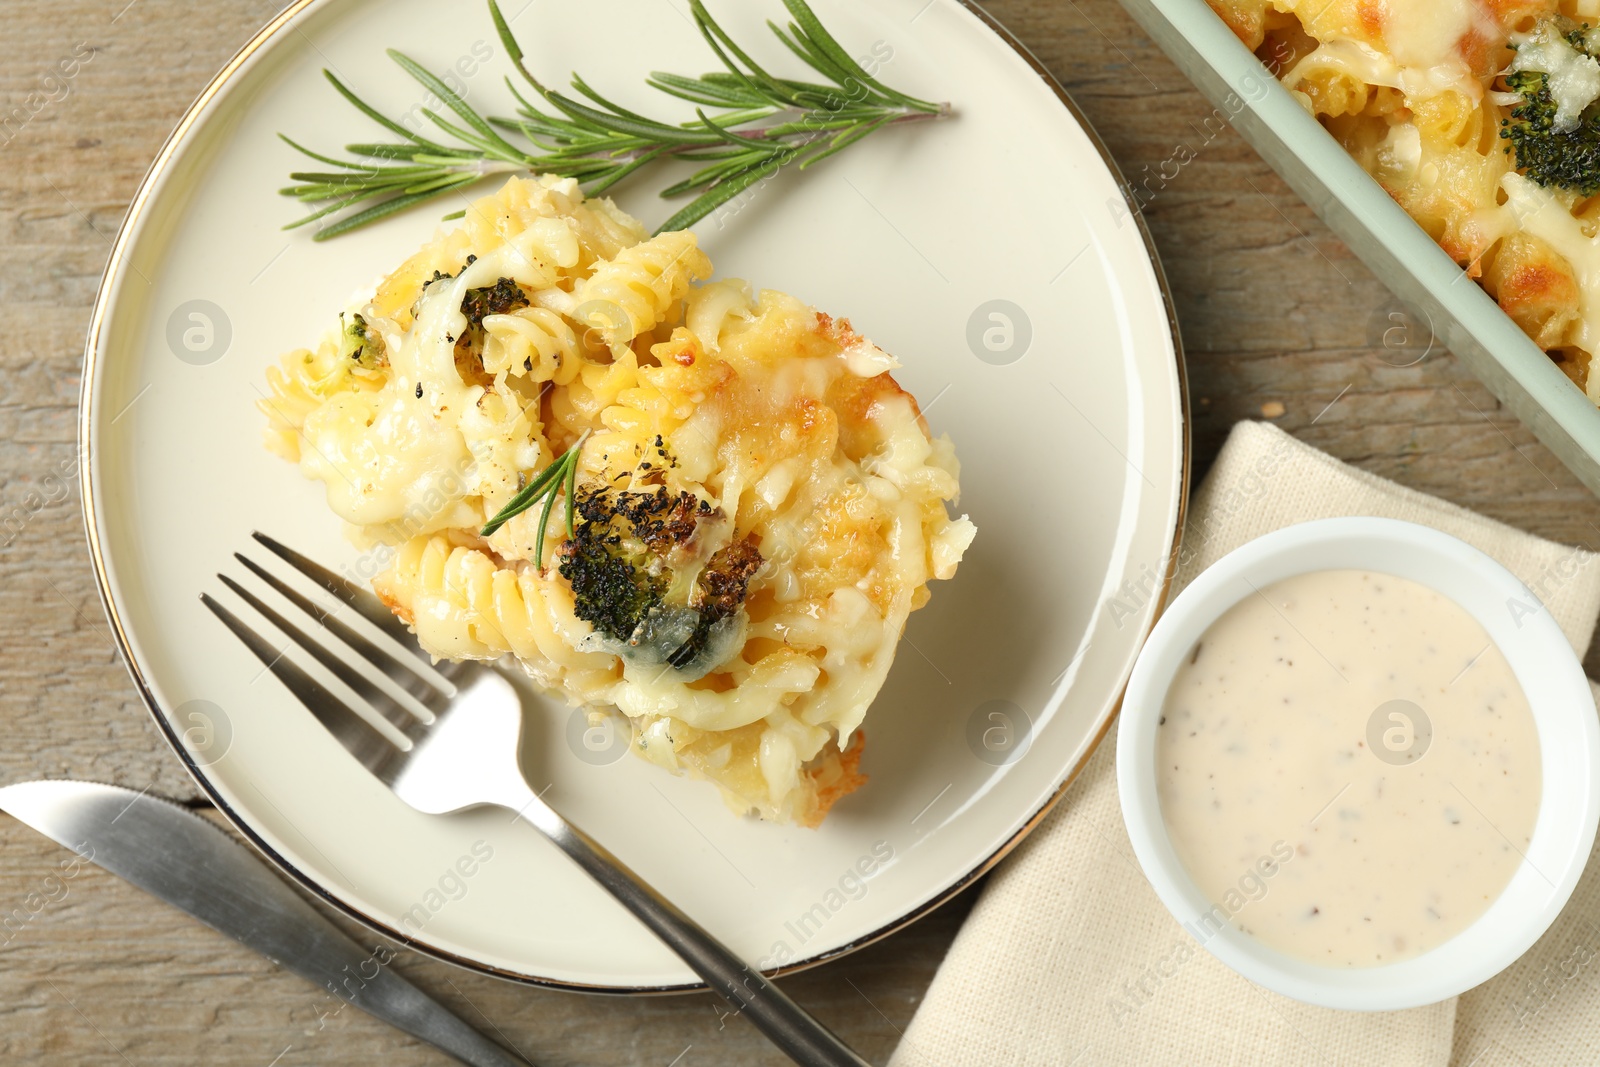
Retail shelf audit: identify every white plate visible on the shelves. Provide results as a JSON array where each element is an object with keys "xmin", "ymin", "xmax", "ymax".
[{"xmin": 81, "ymin": 0, "xmax": 1188, "ymax": 989}]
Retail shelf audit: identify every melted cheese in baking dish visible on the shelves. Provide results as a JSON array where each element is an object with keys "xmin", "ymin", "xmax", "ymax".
[
  {"xmin": 1210, "ymin": 0, "xmax": 1600, "ymax": 399},
  {"xmin": 260, "ymin": 175, "xmax": 975, "ymax": 826}
]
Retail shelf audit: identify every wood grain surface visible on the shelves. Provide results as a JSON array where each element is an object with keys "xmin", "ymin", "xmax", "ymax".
[{"xmin": 4, "ymin": 0, "xmax": 1600, "ymax": 1064}]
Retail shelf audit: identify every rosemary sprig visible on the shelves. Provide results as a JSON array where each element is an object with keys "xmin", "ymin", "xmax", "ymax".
[
  {"xmin": 480, "ymin": 431, "xmax": 589, "ymax": 565},
  {"xmin": 280, "ymin": 0, "xmax": 948, "ymax": 239}
]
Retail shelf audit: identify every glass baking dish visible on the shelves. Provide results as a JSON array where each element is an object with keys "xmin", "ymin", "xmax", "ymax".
[{"xmin": 1116, "ymin": 0, "xmax": 1600, "ymax": 496}]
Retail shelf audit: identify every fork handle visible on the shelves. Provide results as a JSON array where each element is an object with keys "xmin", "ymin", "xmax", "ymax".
[{"xmin": 517, "ymin": 800, "xmax": 873, "ymax": 1067}]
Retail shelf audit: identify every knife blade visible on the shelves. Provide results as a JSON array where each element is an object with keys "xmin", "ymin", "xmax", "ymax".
[{"xmin": 0, "ymin": 779, "xmax": 534, "ymax": 1067}]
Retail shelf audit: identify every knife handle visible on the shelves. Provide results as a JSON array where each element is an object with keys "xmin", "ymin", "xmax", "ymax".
[{"xmin": 514, "ymin": 795, "xmax": 872, "ymax": 1067}]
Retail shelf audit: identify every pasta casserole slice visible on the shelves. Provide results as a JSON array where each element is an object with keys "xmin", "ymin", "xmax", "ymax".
[{"xmin": 261, "ymin": 175, "xmax": 975, "ymax": 826}]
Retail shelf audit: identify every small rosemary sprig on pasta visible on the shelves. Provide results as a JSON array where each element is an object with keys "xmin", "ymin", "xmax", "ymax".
[
  {"xmin": 481, "ymin": 431, "xmax": 589, "ymax": 566},
  {"xmin": 280, "ymin": 0, "xmax": 948, "ymax": 239}
]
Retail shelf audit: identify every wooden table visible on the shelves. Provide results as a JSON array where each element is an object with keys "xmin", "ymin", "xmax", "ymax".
[{"xmin": 5, "ymin": 0, "xmax": 1599, "ymax": 1063}]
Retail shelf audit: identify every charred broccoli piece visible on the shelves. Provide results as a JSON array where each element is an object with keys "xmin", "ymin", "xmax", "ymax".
[
  {"xmin": 461, "ymin": 277, "xmax": 530, "ymax": 330},
  {"xmin": 558, "ymin": 486, "xmax": 762, "ymax": 673},
  {"xmin": 612, "ymin": 485, "xmax": 715, "ymax": 552},
  {"xmin": 1500, "ymin": 29, "xmax": 1600, "ymax": 195},
  {"xmin": 559, "ymin": 489, "xmax": 669, "ymax": 645},
  {"xmin": 696, "ymin": 538, "xmax": 764, "ymax": 621}
]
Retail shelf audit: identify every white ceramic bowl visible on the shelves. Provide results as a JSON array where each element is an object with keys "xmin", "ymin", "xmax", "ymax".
[{"xmin": 1117, "ymin": 517, "xmax": 1600, "ymax": 1010}]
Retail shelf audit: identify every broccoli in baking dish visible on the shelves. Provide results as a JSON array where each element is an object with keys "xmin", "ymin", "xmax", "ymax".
[{"xmin": 1500, "ymin": 22, "xmax": 1600, "ymax": 196}]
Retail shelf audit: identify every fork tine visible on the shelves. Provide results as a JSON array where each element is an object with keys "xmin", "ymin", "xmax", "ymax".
[
  {"xmin": 200, "ymin": 593, "xmax": 402, "ymax": 779},
  {"xmin": 218, "ymin": 574, "xmax": 433, "ymax": 738},
  {"xmin": 252, "ymin": 532, "xmax": 421, "ymax": 649},
  {"xmin": 233, "ymin": 553, "xmax": 448, "ymax": 709}
]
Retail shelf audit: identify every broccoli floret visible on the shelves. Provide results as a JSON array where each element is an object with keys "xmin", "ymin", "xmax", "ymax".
[
  {"xmin": 407, "ymin": 257, "xmax": 526, "ymax": 338},
  {"xmin": 557, "ymin": 486, "xmax": 762, "ymax": 674},
  {"xmin": 337, "ymin": 312, "xmax": 385, "ymax": 369},
  {"xmin": 559, "ymin": 490, "xmax": 667, "ymax": 644},
  {"xmin": 460, "ymin": 277, "xmax": 529, "ymax": 330},
  {"xmin": 1500, "ymin": 29, "xmax": 1600, "ymax": 195}
]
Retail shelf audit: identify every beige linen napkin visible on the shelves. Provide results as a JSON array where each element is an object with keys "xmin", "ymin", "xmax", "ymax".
[{"xmin": 890, "ymin": 421, "xmax": 1600, "ymax": 1067}]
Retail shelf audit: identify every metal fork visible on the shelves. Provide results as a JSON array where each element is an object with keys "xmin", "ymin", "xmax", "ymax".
[{"xmin": 201, "ymin": 533, "xmax": 871, "ymax": 1067}]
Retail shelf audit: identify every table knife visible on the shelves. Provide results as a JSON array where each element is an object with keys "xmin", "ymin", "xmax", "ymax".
[{"xmin": 0, "ymin": 779, "xmax": 534, "ymax": 1067}]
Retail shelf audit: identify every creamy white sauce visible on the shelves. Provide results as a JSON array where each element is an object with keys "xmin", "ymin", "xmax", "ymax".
[{"xmin": 1157, "ymin": 569, "xmax": 1541, "ymax": 967}]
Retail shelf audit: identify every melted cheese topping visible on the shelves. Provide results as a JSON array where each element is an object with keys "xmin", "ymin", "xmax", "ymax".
[
  {"xmin": 1277, "ymin": 0, "xmax": 1494, "ymax": 106},
  {"xmin": 1513, "ymin": 23, "xmax": 1600, "ymax": 130},
  {"xmin": 260, "ymin": 176, "xmax": 975, "ymax": 826},
  {"xmin": 1383, "ymin": 0, "xmax": 1491, "ymax": 97}
]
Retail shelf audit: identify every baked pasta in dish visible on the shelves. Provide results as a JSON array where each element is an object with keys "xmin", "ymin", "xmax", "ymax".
[
  {"xmin": 1210, "ymin": 0, "xmax": 1600, "ymax": 399},
  {"xmin": 260, "ymin": 175, "xmax": 975, "ymax": 826}
]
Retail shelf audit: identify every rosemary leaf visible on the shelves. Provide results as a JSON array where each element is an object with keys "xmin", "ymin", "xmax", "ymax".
[
  {"xmin": 279, "ymin": 135, "xmax": 384, "ymax": 171},
  {"xmin": 481, "ymin": 458, "xmax": 570, "ymax": 536},
  {"xmin": 798, "ymin": 113, "xmax": 890, "ymax": 170},
  {"xmin": 562, "ymin": 440, "xmax": 582, "ymax": 539},
  {"xmin": 688, "ymin": 0, "xmax": 802, "ymax": 109},
  {"xmin": 403, "ymin": 172, "xmax": 479, "ymax": 196},
  {"xmin": 658, "ymin": 151, "xmax": 793, "ymax": 233},
  {"xmin": 418, "ymin": 109, "xmax": 523, "ymax": 162},
  {"xmin": 481, "ymin": 431, "xmax": 591, "ymax": 540},
  {"xmin": 570, "ymin": 73, "xmax": 672, "ymax": 128},
  {"xmin": 312, "ymin": 187, "xmax": 461, "ymax": 241},
  {"xmin": 694, "ymin": 107, "xmax": 778, "ymax": 150},
  {"xmin": 534, "ymin": 482, "xmax": 558, "ymax": 569},
  {"xmin": 543, "ymin": 91, "xmax": 715, "ymax": 144},
  {"xmin": 780, "ymin": 0, "xmax": 938, "ymax": 112},
  {"xmin": 345, "ymin": 142, "xmax": 453, "ymax": 159},
  {"xmin": 661, "ymin": 148, "xmax": 771, "ymax": 196},
  {"xmin": 646, "ymin": 71, "xmax": 766, "ymax": 108},
  {"xmin": 585, "ymin": 145, "xmax": 673, "ymax": 197},
  {"xmin": 323, "ymin": 71, "xmax": 455, "ymax": 153},
  {"xmin": 488, "ymin": 0, "xmax": 545, "ymax": 93},
  {"xmin": 389, "ymin": 50, "xmax": 511, "ymax": 147},
  {"xmin": 767, "ymin": 22, "xmax": 868, "ymax": 101},
  {"xmin": 282, "ymin": 193, "xmax": 369, "ymax": 229}
]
